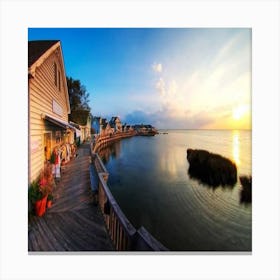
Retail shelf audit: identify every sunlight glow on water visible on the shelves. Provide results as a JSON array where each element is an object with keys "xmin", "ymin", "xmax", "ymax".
[{"xmin": 232, "ymin": 130, "xmax": 240, "ymax": 166}]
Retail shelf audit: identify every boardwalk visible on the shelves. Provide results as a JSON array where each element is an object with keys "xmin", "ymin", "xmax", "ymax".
[{"xmin": 28, "ymin": 143, "xmax": 115, "ymax": 252}]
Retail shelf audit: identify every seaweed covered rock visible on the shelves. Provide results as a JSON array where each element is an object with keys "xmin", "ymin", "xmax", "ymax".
[
  {"xmin": 239, "ymin": 175, "xmax": 252, "ymax": 203},
  {"xmin": 187, "ymin": 149, "xmax": 237, "ymax": 187}
]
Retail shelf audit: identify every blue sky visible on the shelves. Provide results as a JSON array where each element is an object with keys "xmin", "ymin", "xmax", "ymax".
[{"xmin": 28, "ymin": 28, "xmax": 251, "ymax": 129}]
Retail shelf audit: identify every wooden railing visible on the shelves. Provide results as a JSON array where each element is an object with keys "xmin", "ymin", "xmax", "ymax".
[
  {"xmin": 92, "ymin": 131, "xmax": 136, "ymax": 154},
  {"xmin": 97, "ymin": 173, "xmax": 136, "ymax": 250},
  {"xmin": 90, "ymin": 138, "xmax": 168, "ymax": 251}
]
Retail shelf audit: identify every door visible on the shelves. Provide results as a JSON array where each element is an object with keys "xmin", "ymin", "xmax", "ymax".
[{"xmin": 44, "ymin": 132, "xmax": 52, "ymax": 161}]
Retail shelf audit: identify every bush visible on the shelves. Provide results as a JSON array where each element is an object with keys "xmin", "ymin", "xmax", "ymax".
[{"xmin": 187, "ymin": 149, "xmax": 237, "ymax": 187}]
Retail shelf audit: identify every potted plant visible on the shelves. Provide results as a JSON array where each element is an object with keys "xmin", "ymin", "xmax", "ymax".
[
  {"xmin": 28, "ymin": 180, "xmax": 47, "ymax": 217},
  {"xmin": 39, "ymin": 163, "xmax": 55, "ymax": 210},
  {"xmin": 28, "ymin": 163, "xmax": 55, "ymax": 217}
]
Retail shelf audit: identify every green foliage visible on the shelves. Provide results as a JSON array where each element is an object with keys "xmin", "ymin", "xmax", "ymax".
[
  {"xmin": 28, "ymin": 180, "xmax": 43, "ymax": 203},
  {"xmin": 69, "ymin": 109, "xmax": 90, "ymax": 126},
  {"xmin": 67, "ymin": 76, "xmax": 91, "ymax": 111}
]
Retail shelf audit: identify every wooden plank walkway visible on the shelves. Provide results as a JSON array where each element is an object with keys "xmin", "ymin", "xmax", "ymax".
[{"xmin": 28, "ymin": 143, "xmax": 115, "ymax": 252}]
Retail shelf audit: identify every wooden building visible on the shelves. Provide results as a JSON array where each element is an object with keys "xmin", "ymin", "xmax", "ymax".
[
  {"xmin": 109, "ymin": 116, "xmax": 122, "ymax": 133},
  {"xmin": 69, "ymin": 109, "xmax": 92, "ymax": 142},
  {"xmin": 100, "ymin": 118, "xmax": 113, "ymax": 137},
  {"xmin": 28, "ymin": 40, "xmax": 78, "ymax": 183}
]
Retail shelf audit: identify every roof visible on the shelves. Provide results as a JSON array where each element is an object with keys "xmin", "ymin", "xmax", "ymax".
[
  {"xmin": 101, "ymin": 118, "xmax": 107, "ymax": 125},
  {"xmin": 109, "ymin": 116, "xmax": 121, "ymax": 125},
  {"xmin": 28, "ymin": 40, "xmax": 59, "ymax": 67},
  {"xmin": 92, "ymin": 116, "xmax": 101, "ymax": 122}
]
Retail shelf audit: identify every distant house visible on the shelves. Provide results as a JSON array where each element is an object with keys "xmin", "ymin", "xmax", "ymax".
[
  {"xmin": 109, "ymin": 116, "xmax": 122, "ymax": 133},
  {"xmin": 100, "ymin": 118, "xmax": 113, "ymax": 137},
  {"xmin": 122, "ymin": 124, "xmax": 134, "ymax": 133},
  {"xmin": 126, "ymin": 125, "xmax": 134, "ymax": 133},
  {"xmin": 133, "ymin": 124, "xmax": 157, "ymax": 135},
  {"xmin": 28, "ymin": 40, "xmax": 79, "ymax": 183},
  {"xmin": 92, "ymin": 116, "xmax": 102, "ymax": 135},
  {"xmin": 69, "ymin": 109, "xmax": 91, "ymax": 142}
]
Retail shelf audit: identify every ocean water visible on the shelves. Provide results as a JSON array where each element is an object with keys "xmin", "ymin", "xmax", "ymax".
[{"xmin": 99, "ymin": 130, "xmax": 252, "ymax": 251}]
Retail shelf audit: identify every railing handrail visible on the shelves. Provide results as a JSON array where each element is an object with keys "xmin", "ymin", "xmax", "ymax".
[
  {"xmin": 95, "ymin": 153, "xmax": 108, "ymax": 174},
  {"xmin": 98, "ymin": 173, "xmax": 137, "ymax": 237}
]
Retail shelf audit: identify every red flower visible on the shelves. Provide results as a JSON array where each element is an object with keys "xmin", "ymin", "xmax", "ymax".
[{"xmin": 40, "ymin": 177, "xmax": 47, "ymax": 187}]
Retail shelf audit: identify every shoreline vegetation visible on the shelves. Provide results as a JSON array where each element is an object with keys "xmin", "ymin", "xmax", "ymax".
[
  {"xmin": 239, "ymin": 175, "xmax": 252, "ymax": 203},
  {"xmin": 186, "ymin": 148, "xmax": 252, "ymax": 203},
  {"xmin": 187, "ymin": 149, "xmax": 238, "ymax": 187}
]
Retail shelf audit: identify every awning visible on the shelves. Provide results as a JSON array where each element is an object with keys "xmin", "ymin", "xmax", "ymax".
[
  {"xmin": 69, "ymin": 121, "xmax": 82, "ymax": 138},
  {"xmin": 42, "ymin": 113, "xmax": 81, "ymax": 136}
]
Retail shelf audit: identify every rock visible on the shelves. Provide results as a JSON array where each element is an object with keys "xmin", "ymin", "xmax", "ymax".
[{"xmin": 187, "ymin": 149, "xmax": 237, "ymax": 187}]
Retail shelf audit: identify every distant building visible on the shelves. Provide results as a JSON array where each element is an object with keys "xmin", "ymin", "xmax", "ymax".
[
  {"xmin": 133, "ymin": 124, "xmax": 158, "ymax": 135},
  {"xmin": 92, "ymin": 116, "xmax": 102, "ymax": 134},
  {"xmin": 122, "ymin": 124, "xmax": 134, "ymax": 133},
  {"xmin": 100, "ymin": 118, "xmax": 113, "ymax": 137},
  {"xmin": 69, "ymin": 109, "xmax": 91, "ymax": 142},
  {"xmin": 109, "ymin": 116, "xmax": 122, "ymax": 133},
  {"xmin": 28, "ymin": 40, "xmax": 79, "ymax": 183}
]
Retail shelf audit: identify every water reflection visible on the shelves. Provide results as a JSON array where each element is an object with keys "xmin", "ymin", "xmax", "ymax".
[
  {"xmin": 159, "ymin": 148, "xmax": 181, "ymax": 177},
  {"xmin": 232, "ymin": 130, "xmax": 240, "ymax": 166},
  {"xmin": 102, "ymin": 131, "xmax": 252, "ymax": 251},
  {"xmin": 99, "ymin": 141, "xmax": 121, "ymax": 164}
]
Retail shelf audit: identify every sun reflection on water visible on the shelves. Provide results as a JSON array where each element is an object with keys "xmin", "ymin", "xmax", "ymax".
[{"xmin": 232, "ymin": 130, "xmax": 240, "ymax": 166}]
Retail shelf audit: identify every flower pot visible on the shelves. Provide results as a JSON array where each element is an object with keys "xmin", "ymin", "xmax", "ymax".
[{"xmin": 34, "ymin": 195, "xmax": 47, "ymax": 217}]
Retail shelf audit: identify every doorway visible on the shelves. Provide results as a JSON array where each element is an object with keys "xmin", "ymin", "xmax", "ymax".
[{"xmin": 44, "ymin": 132, "xmax": 52, "ymax": 161}]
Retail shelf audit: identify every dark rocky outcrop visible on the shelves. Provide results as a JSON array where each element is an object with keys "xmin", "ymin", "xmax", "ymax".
[
  {"xmin": 239, "ymin": 175, "xmax": 252, "ymax": 203},
  {"xmin": 187, "ymin": 149, "xmax": 237, "ymax": 187}
]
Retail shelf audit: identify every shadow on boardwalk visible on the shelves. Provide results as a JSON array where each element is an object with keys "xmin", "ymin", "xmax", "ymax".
[{"xmin": 28, "ymin": 143, "xmax": 115, "ymax": 252}]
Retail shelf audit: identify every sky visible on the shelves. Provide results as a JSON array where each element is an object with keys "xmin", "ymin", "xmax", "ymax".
[{"xmin": 28, "ymin": 28, "xmax": 251, "ymax": 129}]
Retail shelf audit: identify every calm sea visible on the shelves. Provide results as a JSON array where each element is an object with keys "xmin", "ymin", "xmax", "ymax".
[{"xmin": 99, "ymin": 130, "xmax": 252, "ymax": 251}]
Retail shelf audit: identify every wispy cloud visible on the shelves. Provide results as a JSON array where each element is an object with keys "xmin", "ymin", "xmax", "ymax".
[{"xmin": 152, "ymin": 63, "xmax": 162, "ymax": 73}]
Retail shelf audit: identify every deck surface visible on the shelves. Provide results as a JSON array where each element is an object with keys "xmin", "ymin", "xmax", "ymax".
[{"xmin": 28, "ymin": 143, "xmax": 115, "ymax": 252}]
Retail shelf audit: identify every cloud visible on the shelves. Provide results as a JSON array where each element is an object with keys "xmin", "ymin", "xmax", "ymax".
[
  {"xmin": 155, "ymin": 78, "xmax": 166, "ymax": 97},
  {"xmin": 124, "ymin": 110, "xmax": 155, "ymax": 125},
  {"xmin": 123, "ymin": 108, "xmax": 214, "ymax": 129},
  {"xmin": 125, "ymin": 31, "xmax": 251, "ymax": 129},
  {"xmin": 152, "ymin": 63, "xmax": 162, "ymax": 73}
]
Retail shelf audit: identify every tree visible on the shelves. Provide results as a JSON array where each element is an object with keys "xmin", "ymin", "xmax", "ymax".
[{"xmin": 67, "ymin": 77, "xmax": 91, "ymax": 111}]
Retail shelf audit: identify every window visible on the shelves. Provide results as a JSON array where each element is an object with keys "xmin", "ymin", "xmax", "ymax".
[{"xmin": 54, "ymin": 62, "xmax": 57, "ymax": 86}]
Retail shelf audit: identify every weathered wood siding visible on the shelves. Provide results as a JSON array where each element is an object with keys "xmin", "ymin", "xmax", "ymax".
[{"xmin": 29, "ymin": 45, "xmax": 70, "ymax": 183}]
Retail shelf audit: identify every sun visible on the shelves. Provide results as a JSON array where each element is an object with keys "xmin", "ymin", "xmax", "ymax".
[{"xmin": 232, "ymin": 105, "xmax": 248, "ymax": 121}]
